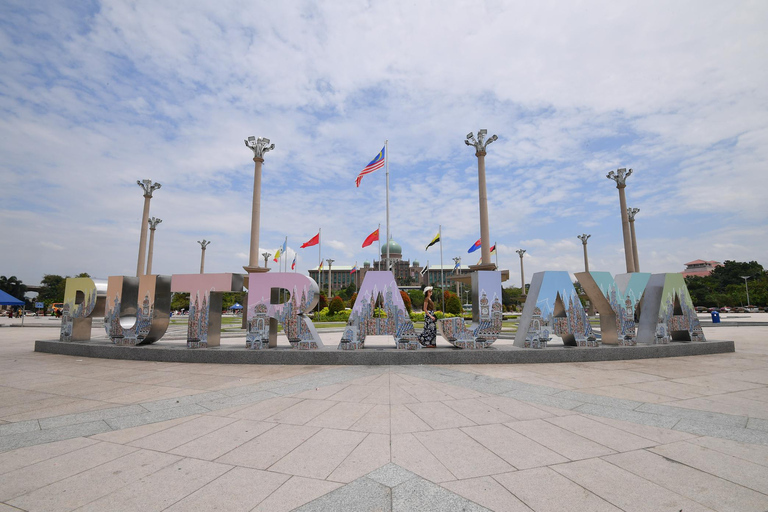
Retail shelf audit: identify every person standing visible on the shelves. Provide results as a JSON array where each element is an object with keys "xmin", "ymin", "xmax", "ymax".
[{"xmin": 419, "ymin": 286, "xmax": 437, "ymax": 347}]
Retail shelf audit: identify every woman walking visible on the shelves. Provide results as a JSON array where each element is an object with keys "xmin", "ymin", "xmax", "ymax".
[{"xmin": 419, "ymin": 286, "xmax": 437, "ymax": 347}]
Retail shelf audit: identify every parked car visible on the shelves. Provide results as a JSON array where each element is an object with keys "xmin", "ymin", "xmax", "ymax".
[
  {"xmin": 733, "ymin": 307, "xmax": 745, "ymax": 313},
  {"xmin": 720, "ymin": 306, "xmax": 731, "ymax": 313},
  {"xmin": 695, "ymin": 306, "xmax": 708, "ymax": 313},
  {"xmin": 745, "ymin": 306, "xmax": 759, "ymax": 313},
  {"xmin": 708, "ymin": 307, "xmax": 720, "ymax": 313}
]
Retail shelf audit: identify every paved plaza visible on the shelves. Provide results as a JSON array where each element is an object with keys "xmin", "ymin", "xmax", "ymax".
[{"xmin": 0, "ymin": 322, "xmax": 767, "ymax": 511}]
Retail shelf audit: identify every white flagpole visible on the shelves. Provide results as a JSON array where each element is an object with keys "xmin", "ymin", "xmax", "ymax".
[
  {"xmin": 439, "ymin": 224, "xmax": 445, "ymax": 313},
  {"xmin": 494, "ymin": 240, "xmax": 498, "ymax": 268},
  {"xmin": 385, "ymin": 140, "xmax": 390, "ymax": 274},
  {"xmin": 377, "ymin": 223, "xmax": 381, "ymax": 271},
  {"xmin": 318, "ymin": 228, "xmax": 322, "ymax": 312}
]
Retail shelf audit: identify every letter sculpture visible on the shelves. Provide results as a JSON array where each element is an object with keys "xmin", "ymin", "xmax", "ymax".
[
  {"xmin": 104, "ymin": 275, "xmax": 171, "ymax": 345},
  {"xmin": 515, "ymin": 271, "xmax": 594, "ymax": 348},
  {"xmin": 637, "ymin": 273, "xmax": 705, "ymax": 344},
  {"xmin": 438, "ymin": 271, "xmax": 503, "ymax": 348},
  {"xmin": 576, "ymin": 272, "xmax": 650, "ymax": 345},
  {"xmin": 171, "ymin": 273, "xmax": 243, "ymax": 348},
  {"xmin": 340, "ymin": 271, "xmax": 420, "ymax": 350},
  {"xmin": 60, "ymin": 277, "xmax": 99, "ymax": 341},
  {"xmin": 246, "ymin": 273, "xmax": 323, "ymax": 350}
]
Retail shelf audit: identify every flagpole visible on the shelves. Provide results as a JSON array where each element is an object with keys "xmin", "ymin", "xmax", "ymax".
[
  {"xmin": 439, "ymin": 225, "xmax": 445, "ymax": 313},
  {"xmin": 385, "ymin": 140, "xmax": 390, "ymax": 274},
  {"xmin": 494, "ymin": 241, "xmax": 498, "ymax": 268},
  {"xmin": 318, "ymin": 227, "xmax": 322, "ymax": 312},
  {"xmin": 377, "ymin": 223, "xmax": 381, "ymax": 271}
]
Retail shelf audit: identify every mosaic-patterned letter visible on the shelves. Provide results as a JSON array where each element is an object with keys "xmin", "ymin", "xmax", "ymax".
[
  {"xmin": 246, "ymin": 273, "xmax": 322, "ymax": 350},
  {"xmin": 339, "ymin": 271, "xmax": 419, "ymax": 350},
  {"xmin": 171, "ymin": 274, "xmax": 243, "ymax": 348},
  {"xmin": 60, "ymin": 277, "xmax": 99, "ymax": 341},
  {"xmin": 637, "ymin": 273, "xmax": 705, "ymax": 344},
  {"xmin": 576, "ymin": 272, "xmax": 650, "ymax": 345},
  {"xmin": 438, "ymin": 271, "xmax": 503, "ymax": 349},
  {"xmin": 514, "ymin": 271, "xmax": 594, "ymax": 348},
  {"xmin": 104, "ymin": 275, "xmax": 171, "ymax": 345}
]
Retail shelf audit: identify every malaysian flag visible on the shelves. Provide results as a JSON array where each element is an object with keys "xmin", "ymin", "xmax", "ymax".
[{"xmin": 355, "ymin": 146, "xmax": 385, "ymax": 187}]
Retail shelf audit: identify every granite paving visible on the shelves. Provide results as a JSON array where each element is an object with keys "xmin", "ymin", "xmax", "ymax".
[{"xmin": 0, "ymin": 324, "xmax": 765, "ymax": 510}]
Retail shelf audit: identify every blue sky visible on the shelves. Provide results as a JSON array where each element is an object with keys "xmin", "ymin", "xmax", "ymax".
[{"xmin": 1, "ymin": 1, "xmax": 766, "ymax": 287}]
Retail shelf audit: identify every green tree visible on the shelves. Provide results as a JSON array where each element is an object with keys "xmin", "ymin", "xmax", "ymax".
[
  {"xmin": 0, "ymin": 275, "xmax": 27, "ymax": 300},
  {"xmin": 349, "ymin": 292, "xmax": 357, "ymax": 309},
  {"xmin": 685, "ymin": 260, "xmax": 767, "ymax": 307},
  {"xmin": 221, "ymin": 292, "xmax": 246, "ymax": 311},
  {"xmin": 38, "ymin": 274, "xmax": 66, "ymax": 305},
  {"xmin": 328, "ymin": 295, "xmax": 345, "ymax": 315},
  {"xmin": 171, "ymin": 292, "xmax": 190, "ymax": 311},
  {"xmin": 408, "ymin": 290, "xmax": 424, "ymax": 310},
  {"xmin": 502, "ymin": 286, "xmax": 523, "ymax": 309},
  {"xmin": 445, "ymin": 294, "xmax": 462, "ymax": 314}
]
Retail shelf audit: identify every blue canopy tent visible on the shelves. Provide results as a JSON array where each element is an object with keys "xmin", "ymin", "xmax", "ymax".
[
  {"xmin": 0, "ymin": 290, "xmax": 26, "ymax": 325},
  {"xmin": 228, "ymin": 303, "xmax": 243, "ymax": 310},
  {"xmin": 0, "ymin": 290, "xmax": 24, "ymax": 306}
]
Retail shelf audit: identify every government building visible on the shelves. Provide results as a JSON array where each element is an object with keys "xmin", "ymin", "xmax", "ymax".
[{"xmin": 308, "ymin": 239, "xmax": 470, "ymax": 295}]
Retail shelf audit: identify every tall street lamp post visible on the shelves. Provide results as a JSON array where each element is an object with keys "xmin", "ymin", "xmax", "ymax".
[
  {"xmin": 577, "ymin": 234, "xmax": 591, "ymax": 272},
  {"xmin": 198, "ymin": 240, "xmax": 211, "ymax": 274},
  {"xmin": 136, "ymin": 179, "xmax": 161, "ymax": 276},
  {"xmin": 244, "ymin": 136, "xmax": 275, "ymax": 274},
  {"xmin": 465, "ymin": 129, "xmax": 498, "ymax": 269},
  {"xmin": 146, "ymin": 217, "xmax": 162, "ymax": 275},
  {"xmin": 326, "ymin": 259, "xmax": 334, "ymax": 298},
  {"xmin": 606, "ymin": 168, "xmax": 635, "ymax": 273},
  {"xmin": 627, "ymin": 207, "xmax": 640, "ymax": 271},
  {"xmin": 262, "ymin": 252, "xmax": 271, "ymax": 269},
  {"xmin": 516, "ymin": 249, "xmax": 526, "ymax": 293},
  {"xmin": 741, "ymin": 275, "xmax": 752, "ymax": 306},
  {"xmin": 452, "ymin": 257, "xmax": 461, "ymax": 295}
]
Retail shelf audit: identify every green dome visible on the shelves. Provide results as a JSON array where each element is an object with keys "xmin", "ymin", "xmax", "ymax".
[
  {"xmin": 381, "ymin": 240, "xmax": 402, "ymax": 255},
  {"xmin": 413, "ymin": 260, "xmax": 419, "ymax": 266},
  {"xmin": 363, "ymin": 261, "xmax": 370, "ymax": 266}
]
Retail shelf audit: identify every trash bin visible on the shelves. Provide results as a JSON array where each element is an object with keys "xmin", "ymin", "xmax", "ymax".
[{"xmin": 710, "ymin": 311, "xmax": 720, "ymax": 323}]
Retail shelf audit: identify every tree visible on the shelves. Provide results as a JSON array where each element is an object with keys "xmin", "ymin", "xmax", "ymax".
[
  {"xmin": 400, "ymin": 290, "xmax": 412, "ymax": 314},
  {"xmin": 685, "ymin": 260, "xmax": 768, "ymax": 307},
  {"xmin": 328, "ymin": 295, "xmax": 345, "ymax": 315},
  {"xmin": 38, "ymin": 274, "xmax": 66, "ymax": 304},
  {"xmin": 318, "ymin": 293, "xmax": 328, "ymax": 311},
  {"xmin": 349, "ymin": 292, "xmax": 357, "ymax": 309},
  {"xmin": 408, "ymin": 290, "xmax": 424, "ymax": 310},
  {"xmin": 502, "ymin": 286, "xmax": 523, "ymax": 308},
  {"xmin": 445, "ymin": 294, "xmax": 462, "ymax": 314},
  {"xmin": 171, "ymin": 293, "xmax": 190, "ymax": 311},
  {"xmin": 221, "ymin": 292, "xmax": 246, "ymax": 310},
  {"xmin": 0, "ymin": 276, "xmax": 27, "ymax": 300}
]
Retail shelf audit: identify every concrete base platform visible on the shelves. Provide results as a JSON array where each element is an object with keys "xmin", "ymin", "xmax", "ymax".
[{"xmin": 35, "ymin": 338, "xmax": 735, "ymax": 365}]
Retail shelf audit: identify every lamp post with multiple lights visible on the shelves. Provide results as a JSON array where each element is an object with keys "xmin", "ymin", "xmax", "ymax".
[
  {"xmin": 198, "ymin": 240, "xmax": 210, "ymax": 274},
  {"xmin": 606, "ymin": 168, "xmax": 635, "ymax": 273},
  {"xmin": 135, "ymin": 179, "xmax": 161, "ymax": 276},
  {"xmin": 326, "ymin": 259, "xmax": 334, "ymax": 298},
  {"xmin": 516, "ymin": 249, "xmax": 526, "ymax": 293},
  {"xmin": 465, "ymin": 129, "xmax": 498, "ymax": 269},
  {"xmin": 627, "ymin": 207, "xmax": 640, "ymax": 271},
  {"xmin": 741, "ymin": 275, "xmax": 752, "ymax": 306},
  {"xmin": 577, "ymin": 234, "xmax": 591, "ymax": 272},
  {"xmin": 146, "ymin": 217, "xmax": 162, "ymax": 275},
  {"xmin": 244, "ymin": 136, "xmax": 275, "ymax": 273}
]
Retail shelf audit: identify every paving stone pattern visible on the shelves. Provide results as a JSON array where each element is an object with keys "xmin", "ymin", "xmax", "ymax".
[{"xmin": 0, "ymin": 325, "xmax": 767, "ymax": 510}]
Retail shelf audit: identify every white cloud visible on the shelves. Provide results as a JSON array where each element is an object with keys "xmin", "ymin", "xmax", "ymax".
[{"xmin": 0, "ymin": 1, "xmax": 766, "ymax": 285}]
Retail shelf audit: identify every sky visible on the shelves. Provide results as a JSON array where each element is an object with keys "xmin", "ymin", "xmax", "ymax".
[{"xmin": 1, "ymin": 0, "xmax": 767, "ymax": 289}]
